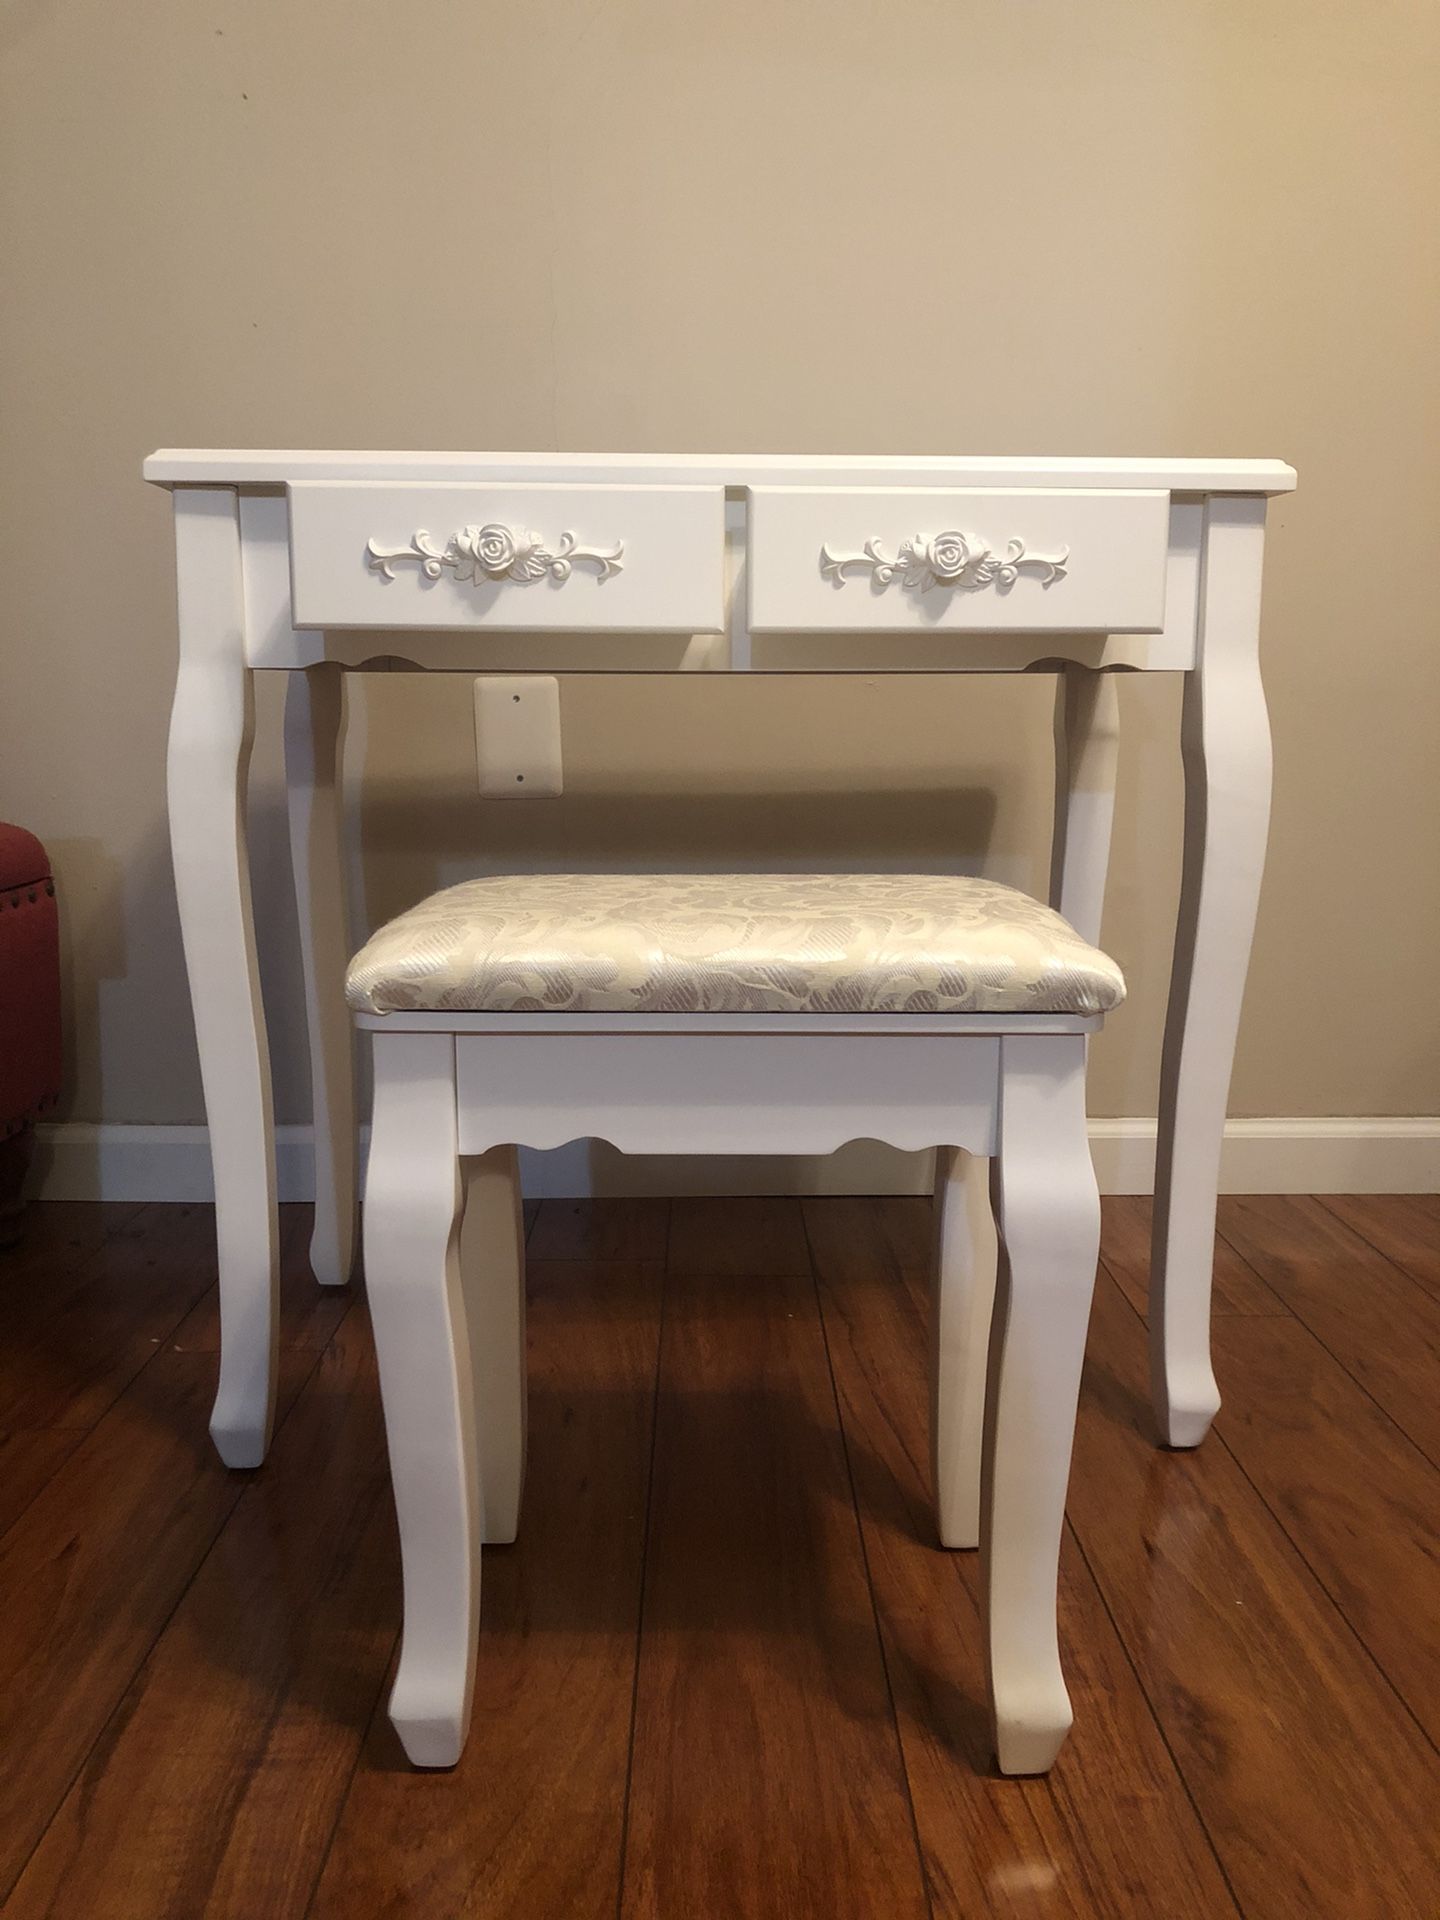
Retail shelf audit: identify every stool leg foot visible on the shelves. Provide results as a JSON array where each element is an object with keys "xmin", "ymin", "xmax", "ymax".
[
  {"xmin": 388, "ymin": 1694, "xmax": 469, "ymax": 1771},
  {"xmin": 1155, "ymin": 1363, "xmax": 1222, "ymax": 1451},
  {"xmin": 994, "ymin": 1689, "xmax": 1075, "ymax": 1778},
  {"xmin": 365, "ymin": 1032, "xmax": 478, "ymax": 1770},
  {"xmin": 983, "ymin": 1035, "xmax": 1100, "ymax": 1777}
]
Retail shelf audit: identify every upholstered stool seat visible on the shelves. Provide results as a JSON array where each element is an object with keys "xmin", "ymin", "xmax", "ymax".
[{"xmin": 346, "ymin": 872, "xmax": 1125, "ymax": 1018}]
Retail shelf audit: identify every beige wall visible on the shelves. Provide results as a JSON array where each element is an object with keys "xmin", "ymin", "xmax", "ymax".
[{"xmin": 1, "ymin": 0, "xmax": 1436, "ymax": 1134}]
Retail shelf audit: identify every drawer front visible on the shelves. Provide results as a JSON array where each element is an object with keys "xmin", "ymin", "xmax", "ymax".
[
  {"xmin": 747, "ymin": 487, "xmax": 1171, "ymax": 634},
  {"xmin": 288, "ymin": 481, "xmax": 726, "ymax": 632}
]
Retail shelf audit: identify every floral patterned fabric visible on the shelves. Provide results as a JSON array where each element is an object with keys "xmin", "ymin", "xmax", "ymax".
[{"xmin": 346, "ymin": 872, "xmax": 1125, "ymax": 1018}]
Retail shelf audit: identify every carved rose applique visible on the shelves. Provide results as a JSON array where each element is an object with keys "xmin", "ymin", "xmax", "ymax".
[
  {"xmin": 367, "ymin": 523, "xmax": 625, "ymax": 586},
  {"xmin": 821, "ymin": 530, "xmax": 1069, "ymax": 594},
  {"xmin": 465, "ymin": 523, "xmax": 523, "ymax": 577},
  {"xmin": 922, "ymin": 531, "xmax": 975, "ymax": 581}
]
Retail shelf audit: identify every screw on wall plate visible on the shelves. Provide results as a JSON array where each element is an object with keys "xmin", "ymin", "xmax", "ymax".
[{"xmin": 473, "ymin": 676, "xmax": 563, "ymax": 797}]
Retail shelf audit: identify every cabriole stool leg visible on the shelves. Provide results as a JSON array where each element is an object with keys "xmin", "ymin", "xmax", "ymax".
[
  {"xmin": 365, "ymin": 1030, "xmax": 478, "ymax": 1768},
  {"xmin": 982, "ymin": 1034, "xmax": 1100, "ymax": 1776},
  {"xmin": 461, "ymin": 1145, "xmax": 528, "ymax": 1545},
  {"xmin": 932, "ymin": 1145, "xmax": 998, "ymax": 1550}
]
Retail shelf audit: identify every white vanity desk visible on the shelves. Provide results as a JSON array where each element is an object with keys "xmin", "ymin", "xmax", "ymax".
[{"xmin": 146, "ymin": 450, "xmax": 1296, "ymax": 1470}]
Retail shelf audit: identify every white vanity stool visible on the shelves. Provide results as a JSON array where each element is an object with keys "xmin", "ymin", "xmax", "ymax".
[{"xmin": 347, "ymin": 869, "xmax": 1125, "ymax": 1774}]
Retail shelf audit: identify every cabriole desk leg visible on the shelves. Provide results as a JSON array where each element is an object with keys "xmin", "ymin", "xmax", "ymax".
[
  {"xmin": 1151, "ymin": 496, "xmax": 1272, "ymax": 1448},
  {"xmin": 285, "ymin": 663, "xmax": 358, "ymax": 1290},
  {"xmin": 167, "ymin": 489, "xmax": 280, "ymax": 1468}
]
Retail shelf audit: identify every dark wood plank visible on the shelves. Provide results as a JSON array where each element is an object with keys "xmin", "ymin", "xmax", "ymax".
[
  {"xmin": 1317, "ymin": 1194, "xmax": 1440, "ymax": 1302},
  {"xmin": 1069, "ymin": 1275, "xmax": 1440, "ymax": 1919},
  {"xmin": 0, "ymin": 1204, "xmax": 222, "ymax": 1433},
  {"xmin": 1218, "ymin": 1195, "xmax": 1440, "ymax": 1464},
  {"xmin": 0, "ymin": 1205, "xmax": 347, "ymax": 1543},
  {"xmin": 807, "ymin": 1198, "xmax": 1238, "ymax": 1919},
  {"xmin": 619, "ymin": 1260, "xmax": 929, "ymax": 1920},
  {"xmin": 4, "ymin": 1193, "xmax": 1437, "ymax": 1916},
  {"xmin": 801, "ymin": 1192, "xmax": 935, "ymax": 1283},
  {"xmin": 167, "ymin": 1206, "xmax": 352, "ymax": 1355},
  {"xmin": 1101, "ymin": 1195, "xmax": 1287, "ymax": 1320},
  {"xmin": 1211, "ymin": 1312, "xmax": 1440, "ymax": 1747},
  {"xmin": 0, "ymin": 1339, "xmax": 317, "ymax": 1899},
  {"xmin": 0, "ymin": 1202, "xmax": 145, "ymax": 1297},
  {"xmin": 667, "ymin": 1195, "xmax": 810, "ymax": 1276},
  {"xmin": 0, "ymin": 1201, "xmax": 313, "ymax": 1584},
  {"xmin": 312, "ymin": 1258, "xmax": 665, "ymax": 1920},
  {"xmin": 0, "ymin": 1203, "xmax": 150, "ymax": 1344},
  {"xmin": 0, "ymin": 1427, "xmax": 84, "ymax": 1541},
  {"xmin": 527, "ymin": 1196, "xmax": 669, "ymax": 1262},
  {"xmin": 5, "ymin": 1302, "xmax": 384, "ymax": 1920}
]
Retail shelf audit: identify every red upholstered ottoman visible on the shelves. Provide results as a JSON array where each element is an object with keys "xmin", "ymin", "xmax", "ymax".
[{"xmin": 0, "ymin": 825, "xmax": 61, "ymax": 1245}]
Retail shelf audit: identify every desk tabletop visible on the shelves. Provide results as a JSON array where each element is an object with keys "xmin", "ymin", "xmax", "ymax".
[{"xmin": 143, "ymin": 450, "xmax": 1298, "ymax": 495}]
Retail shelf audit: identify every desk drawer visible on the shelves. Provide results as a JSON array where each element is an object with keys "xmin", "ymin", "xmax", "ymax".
[
  {"xmin": 288, "ymin": 482, "xmax": 726, "ymax": 632},
  {"xmin": 747, "ymin": 487, "xmax": 1170, "ymax": 634}
]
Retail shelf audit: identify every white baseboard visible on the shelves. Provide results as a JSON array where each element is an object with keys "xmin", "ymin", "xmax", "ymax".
[{"xmin": 31, "ymin": 1117, "xmax": 1440, "ymax": 1202}]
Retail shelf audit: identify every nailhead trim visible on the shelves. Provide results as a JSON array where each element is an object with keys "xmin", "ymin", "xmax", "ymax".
[
  {"xmin": 0, "ymin": 868, "xmax": 60, "ymax": 1134},
  {"xmin": 0, "ymin": 863, "xmax": 60, "ymax": 1132},
  {"xmin": 2, "ymin": 1092, "xmax": 59, "ymax": 1138}
]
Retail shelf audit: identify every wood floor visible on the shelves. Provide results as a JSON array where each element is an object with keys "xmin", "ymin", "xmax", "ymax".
[{"xmin": 1, "ymin": 1193, "xmax": 1438, "ymax": 1919}]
